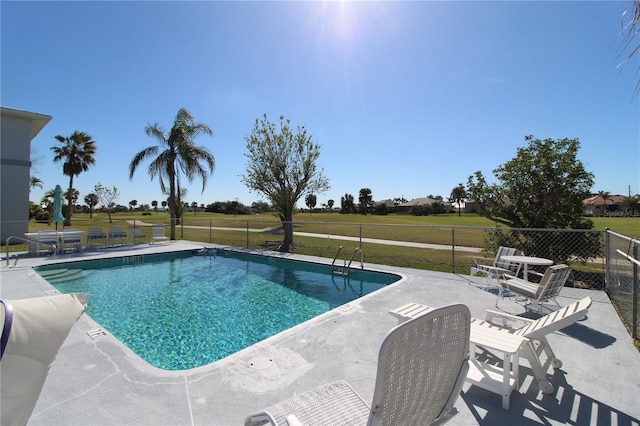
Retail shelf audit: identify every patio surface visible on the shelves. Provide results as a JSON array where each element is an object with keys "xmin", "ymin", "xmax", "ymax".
[{"xmin": 1, "ymin": 241, "xmax": 638, "ymax": 426}]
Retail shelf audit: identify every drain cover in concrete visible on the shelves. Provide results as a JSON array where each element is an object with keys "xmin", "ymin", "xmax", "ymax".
[
  {"xmin": 337, "ymin": 304, "xmax": 354, "ymax": 312},
  {"xmin": 87, "ymin": 328, "xmax": 108, "ymax": 340},
  {"xmin": 249, "ymin": 357, "xmax": 273, "ymax": 370}
]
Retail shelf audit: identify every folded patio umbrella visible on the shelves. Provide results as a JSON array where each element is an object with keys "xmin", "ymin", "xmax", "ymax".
[{"xmin": 52, "ymin": 184, "xmax": 65, "ymax": 230}]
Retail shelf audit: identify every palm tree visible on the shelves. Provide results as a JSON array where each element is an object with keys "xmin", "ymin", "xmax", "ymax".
[
  {"xmin": 620, "ymin": 0, "xmax": 640, "ymax": 97},
  {"xmin": 64, "ymin": 189, "xmax": 80, "ymax": 212},
  {"xmin": 597, "ymin": 190, "xmax": 611, "ymax": 215},
  {"xmin": 41, "ymin": 189, "xmax": 56, "ymax": 224},
  {"xmin": 341, "ymin": 193, "xmax": 355, "ymax": 214},
  {"xmin": 449, "ymin": 184, "xmax": 467, "ymax": 216},
  {"xmin": 327, "ymin": 199, "xmax": 335, "ymax": 213},
  {"xmin": 51, "ymin": 131, "xmax": 97, "ymax": 226},
  {"xmin": 620, "ymin": 195, "xmax": 640, "ymax": 213},
  {"xmin": 30, "ymin": 176, "xmax": 43, "ymax": 190},
  {"xmin": 305, "ymin": 193, "xmax": 317, "ymax": 215},
  {"xmin": 152, "ymin": 200, "xmax": 158, "ymax": 214},
  {"xmin": 85, "ymin": 193, "xmax": 99, "ymax": 219},
  {"xmin": 129, "ymin": 108, "xmax": 214, "ymax": 240},
  {"xmin": 358, "ymin": 188, "xmax": 372, "ymax": 215}
]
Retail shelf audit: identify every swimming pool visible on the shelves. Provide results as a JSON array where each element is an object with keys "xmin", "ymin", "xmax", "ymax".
[{"xmin": 35, "ymin": 249, "xmax": 400, "ymax": 370}]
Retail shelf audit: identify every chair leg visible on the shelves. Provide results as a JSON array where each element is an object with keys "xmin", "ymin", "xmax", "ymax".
[
  {"xmin": 537, "ymin": 336, "xmax": 562, "ymax": 368},
  {"xmin": 520, "ymin": 342, "xmax": 554, "ymax": 394}
]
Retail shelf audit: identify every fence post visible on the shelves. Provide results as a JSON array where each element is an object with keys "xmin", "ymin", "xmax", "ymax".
[
  {"xmin": 605, "ymin": 228, "xmax": 610, "ymax": 288},
  {"xmin": 451, "ymin": 227, "xmax": 455, "ymax": 273},
  {"xmin": 633, "ymin": 241, "xmax": 638, "ymax": 339},
  {"xmin": 209, "ymin": 219, "xmax": 212, "ymax": 244},
  {"xmin": 359, "ymin": 223, "xmax": 362, "ymax": 248},
  {"xmin": 247, "ymin": 221, "xmax": 249, "ymax": 248}
]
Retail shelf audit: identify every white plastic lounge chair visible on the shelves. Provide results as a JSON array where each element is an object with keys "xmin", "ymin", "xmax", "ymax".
[
  {"xmin": 471, "ymin": 296, "xmax": 592, "ymax": 394},
  {"xmin": 86, "ymin": 227, "xmax": 107, "ymax": 248},
  {"xmin": 245, "ymin": 304, "xmax": 471, "ymax": 426},
  {"xmin": 499, "ymin": 264, "xmax": 571, "ymax": 312},
  {"xmin": 150, "ymin": 224, "xmax": 169, "ymax": 245},
  {"xmin": 1, "ymin": 293, "xmax": 88, "ymax": 425},
  {"xmin": 108, "ymin": 226, "xmax": 128, "ymax": 246},
  {"xmin": 470, "ymin": 246, "xmax": 522, "ymax": 288}
]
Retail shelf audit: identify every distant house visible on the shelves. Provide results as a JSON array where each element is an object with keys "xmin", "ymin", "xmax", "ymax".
[
  {"xmin": 583, "ymin": 194, "xmax": 627, "ymax": 216},
  {"xmin": 1, "ymin": 106, "xmax": 52, "ymax": 244},
  {"xmin": 373, "ymin": 199, "xmax": 396, "ymax": 213},
  {"xmin": 450, "ymin": 201, "xmax": 479, "ymax": 213},
  {"xmin": 396, "ymin": 197, "xmax": 454, "ymax": 214}
]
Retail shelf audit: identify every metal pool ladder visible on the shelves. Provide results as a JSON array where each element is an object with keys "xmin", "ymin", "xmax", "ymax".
[
  {"xmin": 5, "ymin": 235, "xmax": 57, "ymax": 267},
  {"xmin": 331, "ymin": 246, "xmax": 363, "ymax": 276}
]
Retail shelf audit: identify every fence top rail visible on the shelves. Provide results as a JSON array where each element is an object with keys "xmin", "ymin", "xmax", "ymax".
[
  {"xmin": 174, "ymin": 218, "xmax": 611, "ymax": 234},
  {"xmin": 606, "ymin": 229, "xmax": 640, "ymax": 244}
]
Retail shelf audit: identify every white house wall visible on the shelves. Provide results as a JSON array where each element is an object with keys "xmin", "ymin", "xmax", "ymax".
[{"xmin": 0, "ymin": 107, "xmax": 51, "ymax": 244}]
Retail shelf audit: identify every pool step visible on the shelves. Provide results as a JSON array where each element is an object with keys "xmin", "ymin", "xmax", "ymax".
[{"xmin": 38, "ymin": 268, "xmax": 92, "ymax": 283}]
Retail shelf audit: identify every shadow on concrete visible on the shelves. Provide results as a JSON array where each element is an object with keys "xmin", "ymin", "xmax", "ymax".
[{"xmin": 463, "ymin": 368, "xmax": 640, "ymax": 425}]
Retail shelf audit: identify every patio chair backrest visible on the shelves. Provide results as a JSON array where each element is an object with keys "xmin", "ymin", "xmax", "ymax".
[
  {"xmin": 37, "ymin": 230, "xmax": 59, "ymax": 244},
  {"xmin": 87, "ymin": 228, "xmax": 106, "ymax": 237},
  {"xmin": 493, "ymin": 246, "xmax": 522, "ymax": 273},
  {"xmin": 108, "ymin": 226, "xmax": 125, "ymax": 235},
  {"xmin": 534, "ymin": 264, "xmax": 571, "ymax": 300},
  {"xmin": 514, "ymin": 296, "xmax": 592, "ymax": 340},
  {"xmin": 152, "ymin": 225, "xmax": 166, "ymax": 238},
  {"xmin": 368, "ymin": 304, "xmax": 470, "ymax": 426}
]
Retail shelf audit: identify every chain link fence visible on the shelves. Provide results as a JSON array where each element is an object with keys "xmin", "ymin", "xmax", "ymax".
[
  {"xmin": 5, "ymin": 217, "xmax": 637, "ymax": 339},
  {"xmin": 605, "ymin": 230, "xmax": 639, "ymax": 339},
  {"xmin": 173, "ymin": 218, "xmax": 605, "ymax": 285},
  {"xmin": 173, "ymin": 218, "xmax": 639, "ymax": 338}
]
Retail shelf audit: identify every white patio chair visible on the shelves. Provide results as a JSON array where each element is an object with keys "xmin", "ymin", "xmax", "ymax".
[
  {"xmin": 498, "ymin": 264, "xmax": 571, "ymax": 312},
  {"xmin": 86, "ymin": 227, "xmax": 107, "ymax": 248},
  {"xmin": 245, "ymin": 304, "xmax": 471, "ymax": 426},
  {"xmin": 471, "ymin": 296, "xmax": 592, "ymax": 394},
  {"xmin": 60, "ymin": 229, "xmax": 83, "ymax": 253},
  {"xmin": 129, "ymin": 227, "xmax": 147, "ymax": 243},
  {"xmin": 470, "ymin": 246, "xmax": 522, "ymax": 288},
  {"xmin": 150, "ymin": 224, "xmax": 169, "ymax": 245},
  {"xmin": 108, "ymin": 226, "xmax": 128, "ymax": 247}
]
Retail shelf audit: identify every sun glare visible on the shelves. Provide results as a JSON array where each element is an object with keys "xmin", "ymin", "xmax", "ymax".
[{"xmin": 312, "ymin": 0, "xmax": 399, "ymax": 49}]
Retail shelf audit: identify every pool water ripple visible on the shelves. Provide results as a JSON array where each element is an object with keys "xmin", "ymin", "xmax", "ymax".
[{"xmin": 36, "ymin": 250, "xmax": 399, "ymax": 370}]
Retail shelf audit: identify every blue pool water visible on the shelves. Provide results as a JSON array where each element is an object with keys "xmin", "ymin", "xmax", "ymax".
[{"xmin": 35, "ymin": 250, "xmax": 400, "ymax": 370}]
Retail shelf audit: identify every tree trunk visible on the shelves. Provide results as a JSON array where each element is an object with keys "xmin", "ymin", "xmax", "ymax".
[
  {"xmin": 65, "ymin": 175, "xmax": 74, "ymax": 226},
  {"xmin": 168, "ymin": 167, "xmax": 177, "ymax": 240},
  {"xmin": 280, "ymin": 210, "xmax": 294, "ymax": 252}
]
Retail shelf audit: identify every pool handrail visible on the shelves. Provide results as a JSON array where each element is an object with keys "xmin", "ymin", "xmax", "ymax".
[{"xmin": 5, "ymin": 235, "xmax": 57, "ymax": 267}]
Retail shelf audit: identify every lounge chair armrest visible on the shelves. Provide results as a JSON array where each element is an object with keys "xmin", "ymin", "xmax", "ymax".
[
  {"xmin": 484, "ymin": 309, "xmax": 534, "ymax": 327},
  {"xmin": 286, "ymin": 415, "xmax": 303, "ymax": 426},
  {"xmin": 472, "ymin": 257, "xmax": 487, "ymax": 266},
  {"xmin": 246, "ymin": 412, "xmax": 279, "ymax": 426}
]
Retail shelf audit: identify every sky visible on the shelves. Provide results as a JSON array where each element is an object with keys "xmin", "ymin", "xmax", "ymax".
[{"xmin": 2, "ymin": 1, "xmax": 639, "ymax": 209}]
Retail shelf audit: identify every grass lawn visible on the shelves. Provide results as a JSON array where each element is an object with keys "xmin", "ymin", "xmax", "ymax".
[{"xmin": 14, "ymin": 210, "xmax": 637, "ymax": 343}]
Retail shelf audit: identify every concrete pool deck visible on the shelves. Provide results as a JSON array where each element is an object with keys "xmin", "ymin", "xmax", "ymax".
[{"xmin": 1, "ymin": 241, "xmax": 638, "ymax": 425}]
